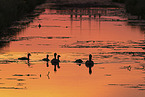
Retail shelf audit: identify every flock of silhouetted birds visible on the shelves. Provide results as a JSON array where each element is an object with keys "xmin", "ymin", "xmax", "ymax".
[{"xmin": 18, "ymin": 53, "xmax": 94, "ymax": 74}]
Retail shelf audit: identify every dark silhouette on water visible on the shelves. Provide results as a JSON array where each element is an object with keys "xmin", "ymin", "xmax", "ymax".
[
  {"xmin": 38, "ymin": 24, "xmax": 41, "ymax": 28},
  {"xmin": 75, "ymin": 59, "xmax": 83, "ymax": 66},
  {"xmin": 85, "ymin": 54, "xmax": 94, "ymax": 74},
  {"xmin": 46, "ymin": 62, "xmax": 49, "ymax": 67},
  {"xmin": 47, "ymin": 71, "xmax": 50, "ymax": 79},
  {"xmin": 125, "ymin": 65, "xmax": 131, "ymax": 71},
  {"xmin": 51, "ymin": 53, "xmax": 61, "ymax": 71},
  {"xmin": 51, "ymin": 53, "xmax": 57, "ymax": 71},
  {"xmin": 27, "ymin": 61, "xmax": 31, "ymax": 67},
  {"xmin": 42, "ymin": 54, "xmax": 50, "ymax": 67},
  {"xmin": 42, "ymin": 54, "xmax": 50, "ymax": 61},
  {"xmin": 99, "ymin": 14, "xmax": 101, "ymax": 18},
  {"xmin": 127, "ymin": 65, "xmax": 131, "ymax": 71},
  {"xmin": 18, "ymin": 53, "xmax": 31, "ymax": 61},
  {"xmin": 18, "ymin": 53, "xmax": 31, "ymax": 67}
]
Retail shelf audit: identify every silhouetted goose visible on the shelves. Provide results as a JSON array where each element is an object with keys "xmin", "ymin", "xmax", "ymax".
[
  {"xmin": 38, "ymin": 24, "xmax": 41, "ymax": 28},
  {"xmin": 57, "ymin": 55, "xmax": 61, "ymax": 62},
  {"xmin": 51, "ymin": 54, "xmax": 61, "ymax": 71},
  {"xmin": 75, "ymin": 59, "xmax": 83, "ymax": 66},
  {"xmin": 42, "ymin": 54, "xmax": 49, "ymax": 61},
  {"xmin": 75, "ymin": 59, "xmax": 83, "ymax": 63},
  {"xmin": 18, "ymin": 53, "xmax": 31, "ymax": 60},
  {"xmin": 85, "ymin": 54, "xmax": 94, "ymax": 74},
  {"xmin": 51, "ymin": 55, "xmax": 61, "ymax": 65},
  {"xmin": 51, "ymin": 53, "xmax": 57, "ymax": 65}
]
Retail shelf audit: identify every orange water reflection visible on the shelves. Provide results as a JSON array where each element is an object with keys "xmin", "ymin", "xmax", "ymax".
[{"xmin": 0, "ymin": 3, "xmax": 145, "ymax": 97}]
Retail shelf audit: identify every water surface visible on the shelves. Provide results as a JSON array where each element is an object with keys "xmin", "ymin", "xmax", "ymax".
[{"xmin": 0, "ymin": 2, "xmax": 145, "ymax": 97}]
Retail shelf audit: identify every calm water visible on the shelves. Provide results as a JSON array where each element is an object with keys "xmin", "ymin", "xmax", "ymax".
[{"xmin": 0, "ymin": 2, "xmax": 145, "ymax": 97}]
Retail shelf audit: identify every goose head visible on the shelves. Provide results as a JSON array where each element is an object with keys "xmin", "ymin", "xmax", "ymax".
[
  {"xmin": 28, "ymin": 53, "xmax": 31, "ymax": 57},
  {"xmin": 54, "ymin": 53, "xmax": 57, "ymax": 59},
  {"xmin": 47, "ymin": 54, "xmax": 49, "ymax": 58},
  {"xmin": 57, "ymin": 55, "xmax": 61, "ymax": 60},
  {"xmin": 57, "ymin": 55, "xmax": 61, "ymax": 58},
  {"xmin": 89, "ymin": 54, "xmax": 92, "ymax": 61}
]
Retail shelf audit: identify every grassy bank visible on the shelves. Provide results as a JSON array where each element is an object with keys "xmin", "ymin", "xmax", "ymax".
[
  {"xmin": 112, "ymin": 0, "xmax": 145, "ymax": 19},
  {"xmin": 0, "ymin": 0, "xmax": 46, "ymax": 29}
]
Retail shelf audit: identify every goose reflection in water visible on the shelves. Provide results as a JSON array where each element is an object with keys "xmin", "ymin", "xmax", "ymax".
[
  {"xmin": 85, "ymin": 54, "xmax": 94, "ymax": 74},
  {"xmin": 51, "ymin": 53, "xmax": 61, "ymax": 71}
]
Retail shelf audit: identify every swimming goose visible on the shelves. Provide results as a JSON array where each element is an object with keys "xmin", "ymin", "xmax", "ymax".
[
  {"xmin": 51, "ymin": 55, "xmax": 61, "ymax": 65},
  {"xmin": 51, "ymin": 53, "xmax": 61, "ymax": 71},
  {"xmin": 42, "ymin": 54, "xmax": 50, "ymax": 61},
  {"xmin": 18, "ymin": 53, "xmax": 31, "ymax": 61},
  {"xmin": 75, "ymin": 59, "xmax": 83, "ymax": 63},
  {"xmin": 85, "ymin": 54, "xmax": 94, "ymax": 74},
  {"xmin": 38, "ymin": 24, "xmax": 41, "ymax": 28},
  {"xmin": 75, "ymin": 59, "xmax": 83, "ymax": 66},
  {"xmin": 51, "ymin": 53, "xmax": 57, "ymax": 65}
]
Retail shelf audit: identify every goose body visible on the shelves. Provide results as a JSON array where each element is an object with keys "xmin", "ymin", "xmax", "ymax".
[
  {"xmin": 85, "ymin": 54, "xmax": 94, "ymax": 74},
  {"xmin": 38, "ymin": 24, "xmax": 41, "ymax": 28},
  {"xmin": 51, "ymin": 53, "xmax": 57, "ymax": 65},
  {"xmin": 51, "ymin": 53, "xmax": 61, "ymax": 71},
  {"xmin": 18, "ymin": 53, "xmax": 31, "ymax": 60},
  {"xmin": 42, "ymin": 55, "xmax": 49, "ymax": 61},
  {"xmin": 85, "ymin": 60, "xmax": 94, "ymax": 67},
  {"xmin": 51, "ymin": 55, "xmax": 61, "ymax": 65},
  {"xmin": 75, "ymin": 59, "xmax": 83, "ymax": 63}
]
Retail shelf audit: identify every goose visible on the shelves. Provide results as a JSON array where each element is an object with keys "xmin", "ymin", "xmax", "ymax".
[
  {"xmin": 38, "ymin": 24, "xmax": 41, "ymax": 28},
  {"xmin": 75, "ymin": 59, "xmax": 83, "ymax": 66},
  {"xmin": 75, "ymin": 59, "xmax": 83, "ymax": 63},
  {"xmin": 18, "ymin": 53, "xmax": 31, "ymax": 61},
  {"xmin": 51, "ymin": 55, "xmax": 61, "ymax": 65},
  {"xmin": 42, "ymin": 54, "xmax": 49, "ymax": 61},
  {"xmin": 57, "ymin": 55, "xmax": 61, "ymax": 62},
  {"xmin": 51, "ymin": 54, "xmax": 61, "ymax": 71},
  {"xmin": 85, "ymin": 54, "xmax": 94, "ymax": 74},
  {"xmin": 51, "ymin": 53, "xmax": 57, "ymax": 65}
]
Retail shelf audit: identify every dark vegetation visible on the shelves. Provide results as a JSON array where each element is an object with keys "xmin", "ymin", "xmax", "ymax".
[
  {"xmin": 0, "ymin": 0, "xmax": 46, "ymax": 49},
  {"xmin": 112, "ymin": 0, "xmax": 126, "ymax": 3},
  {"xmin": 0, "ymin": 0, "xmax": 46, "ymax": 29},
  {"xmin": 112, "ymin": 0, "xmax": 145, "ymax": 19}
]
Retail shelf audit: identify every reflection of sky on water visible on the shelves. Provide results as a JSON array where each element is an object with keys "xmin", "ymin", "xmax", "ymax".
[{"xmin": 0, "ymin": 2, "xmax": 145, "ymax": 97}]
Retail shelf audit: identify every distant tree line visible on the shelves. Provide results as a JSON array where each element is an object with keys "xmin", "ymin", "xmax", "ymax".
[
  {"xmin": 0, "ymin": 0, "xmax": 46, "ymax": 29},
  {"xmin": 112, "ymin": 0, "xmax": 145, "ymax": 19}
]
